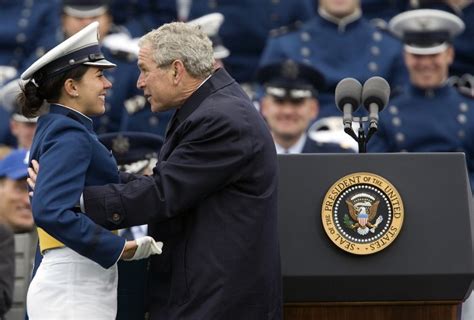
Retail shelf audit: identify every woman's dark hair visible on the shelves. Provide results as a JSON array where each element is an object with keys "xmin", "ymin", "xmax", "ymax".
[{"xmin": 19, "ymin": 65, "xmax": 89, "ymax": 118}]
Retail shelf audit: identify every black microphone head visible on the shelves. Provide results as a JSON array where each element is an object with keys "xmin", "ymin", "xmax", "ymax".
[
  {"xmin": 335, "ymin": 78, "xmax": 362, "ymax": 112},
  {"xmin": 362, "ymin": 76, "xmax": 390, "ymax": 111}
]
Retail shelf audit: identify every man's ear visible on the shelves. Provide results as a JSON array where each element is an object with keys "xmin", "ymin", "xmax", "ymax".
[
  {"xmin": 260, "ymin": 96, "xmax": 271, "ymax": 118},
  {"xmin": 309, "ymin": 98, "xmax": 319, "ymax": 120},
  {"xmin": 9, "ymin": 119, "xmax": 19, "ymax": 135},
  {"xmin": 446, "ymin": 46, "xmax": 455, "ymax": 66},
  {"xmin": 171, "ymin": 60, "xmax": 185, "ymax": 84}
]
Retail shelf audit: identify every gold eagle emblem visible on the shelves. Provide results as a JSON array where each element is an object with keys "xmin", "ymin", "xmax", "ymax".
[{"xmin": 344, "ymin": 193, "xmax": 383, "ymax": 235}]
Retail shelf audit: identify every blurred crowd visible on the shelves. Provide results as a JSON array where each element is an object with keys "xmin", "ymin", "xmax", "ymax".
[
  {"xmin": 1, "ymin": 0, "xmax": 474, "ymax": 319},
  {"xmin": 1, "ymin": 0, "xmax": 474, "ymax": 155}
]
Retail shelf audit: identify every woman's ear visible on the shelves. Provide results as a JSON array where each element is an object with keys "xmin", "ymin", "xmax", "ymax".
[{"xmin": 63, "ymin": 78, "xmax": 79, "ymax": 97}]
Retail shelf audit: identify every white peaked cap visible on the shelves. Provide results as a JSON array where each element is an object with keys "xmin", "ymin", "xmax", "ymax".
[
  {"xmin": 187, "ymin": 13, "xmax": 230, "ymax": 60},
  {"xmin": 63, "ymin": 6, "xmax": 108, "ymax": 19},
  {"xmin": 0, "ymin": 79, "xmax": 23, "ymax": 112},
  {"xmin": 389, "ymin": 9, "xmax": 465, "ymax": 55},
  {"xmin": 102, "ymin": 33, "xmax": 140, "ymax": 58},
  {"xmin": 21, "ymin": 21, "xmax": 116, "ymax": 82},
  {"xmin": 188, "ymin": 13, "xmax": 224, "ymax": 37}
]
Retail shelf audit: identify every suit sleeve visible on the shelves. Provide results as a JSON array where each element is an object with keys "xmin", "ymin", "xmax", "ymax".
[
  {"xmin": 83, "ymin": 107, "xmax": 252, "ymax": 229},
  {"xmin": 31, "ymin": 124, "xmax": 125, "ymax": 268},
  {"xmin": 119, "ymin": 171, "xmax": 142, "ymax": 183},
  {"xmin": 0, "ymin": 225, "xmax": 14, "ymax": 316}
]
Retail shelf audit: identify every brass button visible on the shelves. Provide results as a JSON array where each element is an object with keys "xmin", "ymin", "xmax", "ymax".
[{"xmin": 112, "ymin": 213, "xmax": 121, "ymax": 222}]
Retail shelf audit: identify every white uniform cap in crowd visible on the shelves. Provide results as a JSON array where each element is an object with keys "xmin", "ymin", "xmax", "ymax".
[
  {"xmin": 389, "ymin": 9, "xmax": 465, "ymax": 55},
  {"xmin": 63, "ymin": 0, "xmax": 108, "ymax": 19},
  {"xmin": 187, "ymin": 13, "xmax": 230, "ymax": 60},
  {"xmin": 0, "ymin": 79, "xmax": 23, "ymax": 112},
  {"xmin": 21, "ymin": 21, "xmax": 116, "ymax": 84},
  {"xmin": 0, "ymin": 79, "xmax": 37, "ymax": 123}
]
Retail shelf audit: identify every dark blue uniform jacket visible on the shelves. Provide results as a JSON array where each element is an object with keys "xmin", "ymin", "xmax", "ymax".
[
  {"xmin": 29, "ymin": 104, "xmax": 125, "ymax": 269},
  {"xmin": 367, "ymin": 84, "xmax": 474, "ymax": 191}
]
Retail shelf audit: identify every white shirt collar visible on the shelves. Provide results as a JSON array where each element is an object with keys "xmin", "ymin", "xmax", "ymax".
[
  {"xmin": 197, "ymin": 73, "xmax": 213, "ymax": 89},
  {"xmin": 275, "ymin": 134, "xmax": 307, "ymax": 154},
  {"xmin": 318, "ymin": 8, "xmax": 362, "ymax": 32}
]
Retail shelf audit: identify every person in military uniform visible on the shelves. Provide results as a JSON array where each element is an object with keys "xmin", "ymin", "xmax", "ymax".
[
  {"xmin": 0, "ymin": 107, "xmax": 14, "ymax": 150},
  {"xmin": 0, "ymin": 80, "xmax": 39, "ymax": 150},
  {"xmin": 409, "ymin": 0, "xmax": 474, "ymax": 78},
  {"xmin": 369, "ymin": 10, "xmax": 474, "ymax": 320},
  {"xmin": 360, "ymin": 0, "xmax": 409, "ymax": 21},
  {"xmin": 60, "ymin": 0, "xmax": 146, "ymax": 134},
  {"xmin": 109, "ymin": 0, "xmax": 177, "ymax": 37},
  {"xmin": 257, "ymin": 59, "xmax": 353, "ymax": 154},
  {"xmin": 27, "ymin": 21, "xmax": 282, "ymax": 320},
  {"xmin": 99, "ymin": 131, "xmax": 164, "ymax": 320},
  {"xmin": 260, "ymin": 0, "xmax": 407, "ymax": 119},
  {"xmin": 188, "ymin": 0, "xmax": 316, "ymax": 87},
  {"xmin": 8, "ymin": 109, "xmax": 37, "ymax": 150},
  {"xmin": 0, "ymin": 0, "xmax": 60, "ymax": 87},
  {"xmin": 367, "ymin": 9, "xmax": 474, "ymax": 189},
  {"xmin": 19, "ymin": 22, "xmax": 162, "ymax": 318}
]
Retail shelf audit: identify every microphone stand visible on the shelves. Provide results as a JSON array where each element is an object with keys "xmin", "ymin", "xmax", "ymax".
[{"xmin": 344, "ymin": 116, "xmax": 377, "ymax": 153}]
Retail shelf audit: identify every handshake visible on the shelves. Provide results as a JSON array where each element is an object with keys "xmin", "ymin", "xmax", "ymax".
[{"xmin": 122, "ymin": 236, "xmax": 163, "ymax": 261}]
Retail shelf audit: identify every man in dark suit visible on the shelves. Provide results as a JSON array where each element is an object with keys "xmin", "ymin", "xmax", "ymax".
[
  {"xmin": 257, "ymin": 59, "xmax": 354, "ymax": 153},
  {"xmin": 30, "ymin": 22, "xmax": 282, "ymax": 320}
]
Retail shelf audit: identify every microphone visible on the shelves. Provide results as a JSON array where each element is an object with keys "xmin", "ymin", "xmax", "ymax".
[
  {"xmin": 362, "ymin": 76, "xmax": 390, "ymax": 129},
  {"xmin": 335, "ymin": 78, "xmax": 362, "ymax": 129}
]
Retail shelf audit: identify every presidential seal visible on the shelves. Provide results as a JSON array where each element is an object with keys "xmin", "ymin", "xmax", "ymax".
[{"xmin": 321, "ymin": 172, "xmax": 404, "ymax": 255}]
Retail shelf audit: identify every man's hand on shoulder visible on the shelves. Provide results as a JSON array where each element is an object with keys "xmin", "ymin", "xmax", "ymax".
[{"xmin": 27, "ymin": 159, "xmax": 39, "ymax": 196}]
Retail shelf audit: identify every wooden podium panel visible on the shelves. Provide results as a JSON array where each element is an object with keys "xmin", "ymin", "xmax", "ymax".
[{"xmin": 284, "ymin": 301, "xmax": 460, "ymax": 320}]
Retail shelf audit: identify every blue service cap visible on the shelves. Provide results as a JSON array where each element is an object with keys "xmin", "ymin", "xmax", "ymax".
[
  {"xmin": 63, "ymin": 0, "xmax": 109, "ymax": 18},
  {"xmin": 389, "ymin": 9, "xmax": 465, "ymax": 55},
  {"xmin": 21, "ymin": 21, "xmax": 116, "ymax": 86},
  {"xmin": 257, "ymin": 60, "xmax": 325, "ymax": 99},
  {"xmin": 0, "ymin": 149, "xmax": 29, "ymax": 180},
  {"xmin": 99, "ymin": 132, "xmax": 164, "ymax": 165}
]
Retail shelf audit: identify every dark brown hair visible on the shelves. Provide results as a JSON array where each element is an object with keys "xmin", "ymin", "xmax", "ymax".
[{"xmin": 18, "ymin": 65, "xmax": 89, "ymax": 118}]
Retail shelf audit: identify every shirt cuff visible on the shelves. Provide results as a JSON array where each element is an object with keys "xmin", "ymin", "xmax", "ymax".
[
  {"xmin": 114, "ymin": 240, "xmax": 127, "ymax": 265},
  {"xmin": 80, "ymin": 193, "xmax": 85, "ymax": 212}
]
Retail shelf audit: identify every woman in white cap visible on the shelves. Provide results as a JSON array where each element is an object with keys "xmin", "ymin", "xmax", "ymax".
[{"xmin": 19, "ymin": 21, "xmax": 163, "ymax": 319}]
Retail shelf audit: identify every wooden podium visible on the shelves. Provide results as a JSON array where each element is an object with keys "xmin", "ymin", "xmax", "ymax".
[{"xmin": 278, "ymin": 153, "xmax": 474, "ymax": 320}]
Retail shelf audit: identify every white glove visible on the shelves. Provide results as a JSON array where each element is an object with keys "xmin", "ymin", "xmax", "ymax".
[{"xmin": 125, "ymin": 236, "xmax": 163, "ymax": 261}]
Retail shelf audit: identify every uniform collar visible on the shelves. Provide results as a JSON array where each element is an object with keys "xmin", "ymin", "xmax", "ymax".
[
  {"xmin": 275, "ymin": 134, "xmax": 307, "ymax": 154},
  {"xmin": 408, "ymin": 82, "xmax": 452, "ymax": 98},
  {"xmin": 49, "ymin": 104, "xmax": 94, "ymax": 132},
  {"xmin": 165, "ymin": 68, "xmax": 235, "ymax": 137},
  {"xmin": 318, "ymin": 8, "xmax": 362, "ymax": 32}
]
